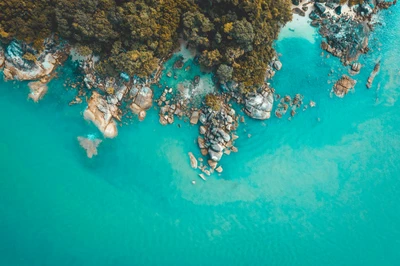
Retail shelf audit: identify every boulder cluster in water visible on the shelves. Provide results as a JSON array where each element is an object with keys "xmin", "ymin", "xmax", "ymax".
[
  {"xmin": 194, "ymin": 96, "xmax": 239, "ymax": 175},
  {"xmin": 292, "ymin": 0, "xmax": 396, "ymax": 97},
  {"xmin": 81, "ymin": 57, "xmax": 155, "ymax": 138},
  {"xmin": 0, "ymin": 0, "xmax": 395, "ymax": 176}
]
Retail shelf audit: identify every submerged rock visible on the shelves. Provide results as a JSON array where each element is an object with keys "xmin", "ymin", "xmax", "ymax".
[
  {"xmin": 28, "ymin": 79, "xmax": 49, "ymax": 102},
  {"xmin": 244, "ymin": 85, "xmax": 274, "ymax": 120},
  {"xmin": 77, "ymin": 136, "xmax": 102, "ymax": 158},
  {"xmin": 333, "ymin": 75, "xmax": 357, "ymax": 97},
  {"xmin": 84, "ymin": 91, "xmax": 118, "ymax": 138},
  {"xmin": 366, "ymin": 61, "xmax": 380, "ymax": 89}
]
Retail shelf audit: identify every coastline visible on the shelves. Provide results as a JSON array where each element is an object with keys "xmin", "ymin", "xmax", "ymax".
[
  {"xmin": 0, "ymin": 0, "xmax": 396, "ymax": 177},
  {"xmin": 0, "ymin": 2, "xmax": 400, "ymax": 265}
]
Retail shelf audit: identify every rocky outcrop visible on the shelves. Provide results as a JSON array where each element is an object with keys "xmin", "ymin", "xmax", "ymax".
[
  {"xmin": 130, "ymin": 86, "xmax": 153, "ymax": 119},
  {"xmin": 312, "ymin": 1, "xmax": 395, "ymax": 65},
  {"xmin": 190, "ymin": 110, "xmax": 200, "ymax": 125},
  {"xmin": 319, "ymin": 17, "xmax": 370, "ymax": 64},
  {"xmin": 333, "ymin": 75, "xmax": 356, "ymax": 97},
  {"xmin": 198, "ymin": 99, "xmax": 239, "ymax": 162},
  {"xmin": 275, "ymin": 93, "xmax": 306, "ymax": 119},
  {"xmin": 244, "ymin": 85, "xmax": 274, "ymax": 120},
  {"xmin": 273, "ymin": 60, "xmax": 282, "ymax": 71},
  {"xmin": 28, "ymin": 79, "xmax": 49, "ymax": 102},
  {"xmin": 188, "ymin": 152, "xmax": 198, "ymax": 169},
  {"xmin": 84, "ymin": 91, "xmax": 118, "ymax": 138},
  {"xmin": 3, "ymin": 40, "xmax": 66, "ymax": 81},
  {"xmin": 366, "ymin": 61, "xmax": 380, "ymax": 89},
  {"xmin": 349, "ymin": 62, "xmax": 362, "ymax": 75},
  {"xmin": 292, "ymin": 7, "xmax": 306, "ymax": 17}
]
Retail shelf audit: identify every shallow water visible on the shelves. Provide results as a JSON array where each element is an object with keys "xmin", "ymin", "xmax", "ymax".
[{"xmin": 0, "ymin": 8, "xmax": 399, "ymax": 266}]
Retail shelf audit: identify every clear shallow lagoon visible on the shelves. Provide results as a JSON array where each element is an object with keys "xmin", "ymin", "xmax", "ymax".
[{"xmin": 0, "ymin": 8, "xmax": 399, "ymax": 266}]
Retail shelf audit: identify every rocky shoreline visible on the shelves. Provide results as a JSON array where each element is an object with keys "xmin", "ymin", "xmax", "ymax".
[
  {"xmin": 292, "ymin": 0, "xmax": 396, "ymax": 97},
  {"xmin": 0, "ymin": 0, "xmax": 394, "ymax": 175},
  {"xmin": 0, "ymin": 39, "xmax": 69, "ymax": 101}
]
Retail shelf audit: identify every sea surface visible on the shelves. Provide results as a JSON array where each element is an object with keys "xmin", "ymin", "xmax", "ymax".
[{"xmin": 0, "ymin": 7, "xmax": 399, "ymax": 266}]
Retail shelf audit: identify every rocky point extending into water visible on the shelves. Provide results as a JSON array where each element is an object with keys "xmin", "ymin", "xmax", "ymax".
[
  {"xmin": 0, "ymin": 0, "xmax": 395, "ymax": 178},
  {"xmin": 0, "ymin": 39, "xmax": 68, "ymax": 101}
]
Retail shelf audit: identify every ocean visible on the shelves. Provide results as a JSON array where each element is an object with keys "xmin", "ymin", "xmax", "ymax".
[{"xmin": 0, "ymin": 6, "xmax": 399, "ymax": 266}]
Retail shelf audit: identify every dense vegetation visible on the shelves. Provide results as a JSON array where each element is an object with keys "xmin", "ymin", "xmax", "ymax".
[{"xmin": 0, "ymin": 0, "xmax": 291, "ymax": 89}]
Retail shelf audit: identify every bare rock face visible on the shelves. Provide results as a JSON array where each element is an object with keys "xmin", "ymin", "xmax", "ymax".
[
  {"xmin": 78, "ymin": 136, "xmax": 102, "ymax": 158},
  {"xmin": 130, "ymin": 86, "xmax": 153, "ymax": 118},
  {"xmin": 28, "ymin": 79, "xmax": 49, "ymax": 102},
  {"xmin": 273, "ymin": 60, "xmax": 282, "ymax": 71},
  {"xmin": 190, "ymin": 110, "xmax": 200, "ymax": 125},
  {"xmin": 3, "ymin": 41, "xmax": 64, "ymax": 81},
  {"xmin": 366, "ymin": 61, "xmax": 380, "ymax": 89},
  {"xmin": 244, "ymin": 85, "xmax": 274, "ymax": 120},
  {"xmin": 188, "ymin": 152, "xmax": 198, "ymax": 169},
  {"xmin": 84, "ymin": 91, "xmax": 118, "ymax": 138},
  {"xmin": 333, "ymin": 75, "xmax": 357, "ymax": 97}
]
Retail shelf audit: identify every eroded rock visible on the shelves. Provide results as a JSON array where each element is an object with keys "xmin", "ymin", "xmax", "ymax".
[
  {"xmin": 333, "ymin": 75, "xmax": 357, "ymax": 97},
  {"xmin": 84, "ymin": 91, "xmax": 118, "ymax": 138},
  {"xmin": 244, "ymin": 85, "xmax": 274, "ymax": 120},
  {"xmin": 28, "ymin": 80, "xmax": 49, "ymax": 102}
]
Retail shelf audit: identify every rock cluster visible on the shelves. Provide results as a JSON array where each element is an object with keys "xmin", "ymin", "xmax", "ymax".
[
  {"xmin": 308, "ymin": 0, "xmax": 395, "ymax": 65},
  {"xmin": 198, "ymin": 100, "xmax": 239, "ymax": 164},
  {"xmin": 130, "ymin": 86, "xmax": 153, "ymax": 120},
  {"xmin": 275, "ymin": 93, "xmax": 309, "ymax": 118},
  {"xmin": 84, "ymin": 91, "xmax": 119, "ymax": 138},
  {"xmin": 81, "ymin": 56, "xmax": 156, "ymax": 136},
  {"xmin": 333, "ymin": 75, "xmax": 357, "ymax": 97},
  {"xmin": 157, "ymin": 87, "xmax": 190, "ymax": 125},
  {"xmin": 3, "ymin": 40, "xmax": 67, "ymax": 81},
  {"xmin": 319, "ymin": 19, "xmax": 369, "ymax": 64},
  {"xmin": 366, "ymin": 61, "xmax": 380, "ymax": 89},
  {"xmin": 28, "ymin": 78, "xmax": 50, "ymax": 102},
  {"xmin": 244, "ymin": 85, "xmax": 274, "ymax": 120},
  {"xmin": 1, "ymin": 40, "xmax": 68, "ymax": 101}
]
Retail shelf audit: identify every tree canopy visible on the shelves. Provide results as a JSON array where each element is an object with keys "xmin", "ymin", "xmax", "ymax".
[{"xmin": 0, "ymin": 0, "xmax": 292, "ymax": 89}]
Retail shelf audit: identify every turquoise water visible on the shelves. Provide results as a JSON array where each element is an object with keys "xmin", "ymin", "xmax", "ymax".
[{"xmin": 1, "ymin": 8, "xmax": 400, "ymax": 266}]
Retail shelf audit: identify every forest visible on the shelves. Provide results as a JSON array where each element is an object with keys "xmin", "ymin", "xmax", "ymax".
[{"xmin": 0, "ymin": 0, "xmax": 292, "ymax": 90}]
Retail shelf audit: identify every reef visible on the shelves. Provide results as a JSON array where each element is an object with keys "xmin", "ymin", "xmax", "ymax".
[{"xmin": 77, "ymin": 136, "xmax": 102, "ymax": 158}]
